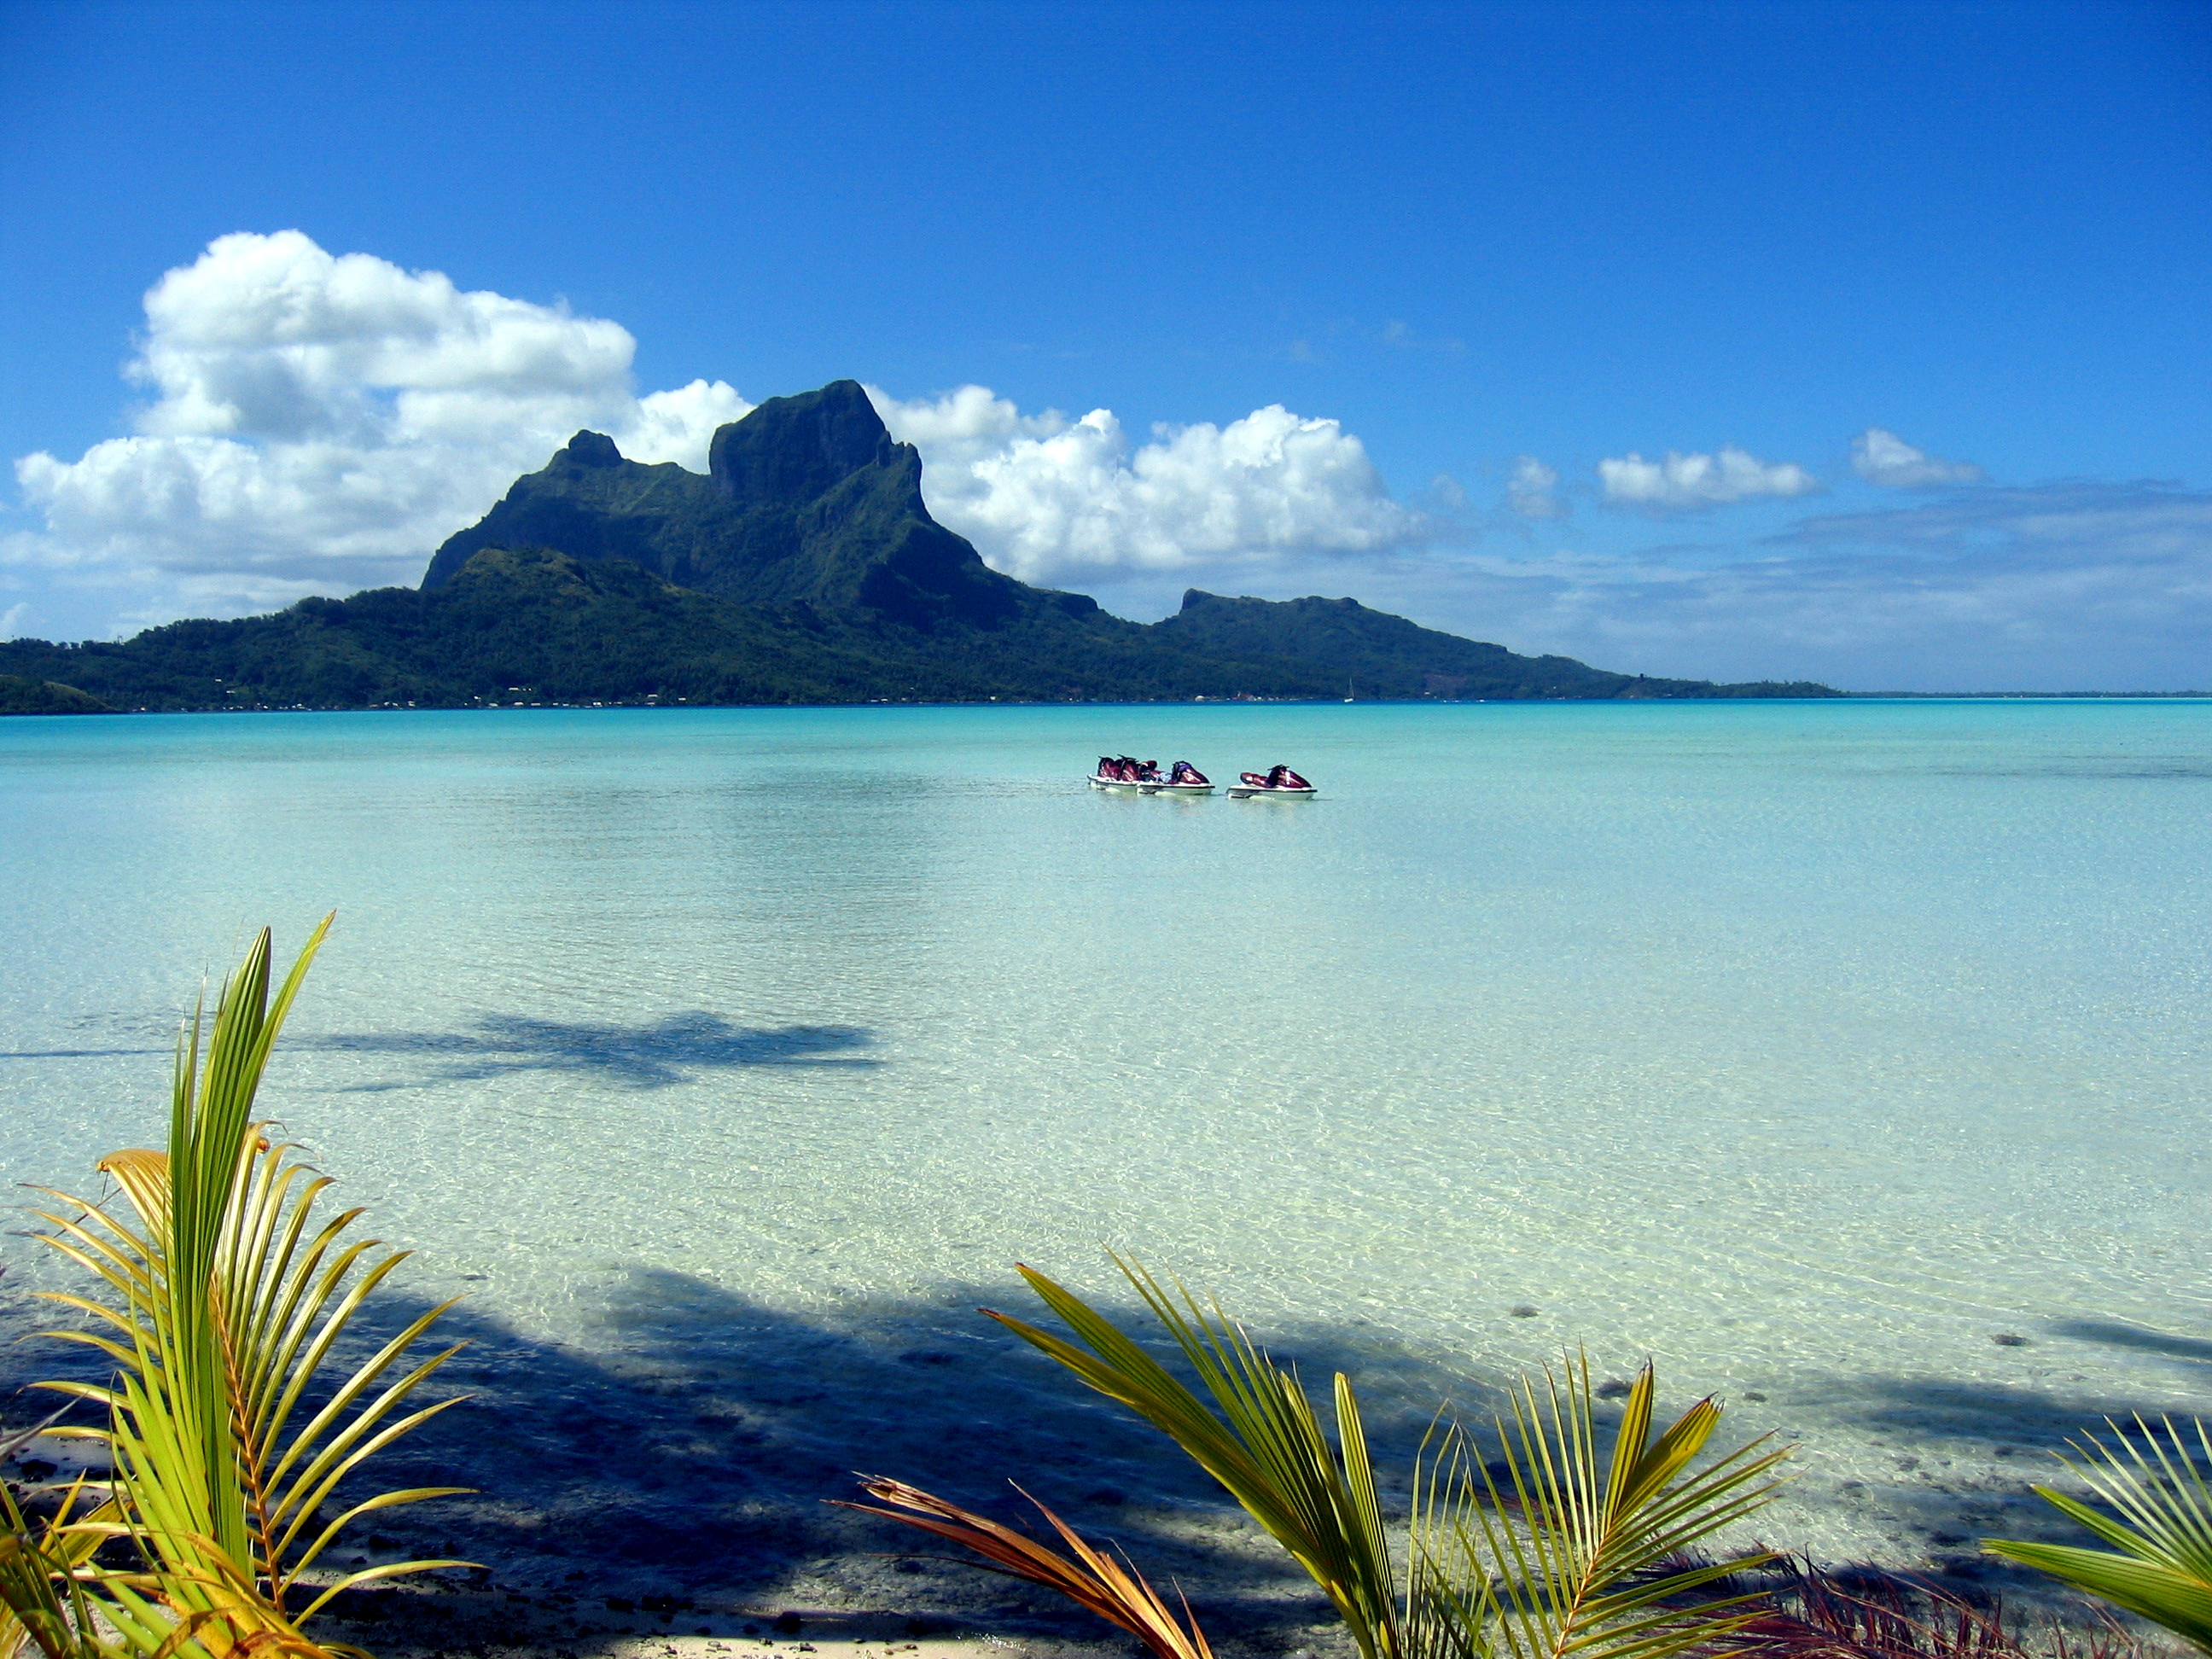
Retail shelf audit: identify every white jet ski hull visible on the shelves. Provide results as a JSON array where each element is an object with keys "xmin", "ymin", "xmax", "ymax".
[
  {"xmin": 1227, "ymin": 784, "xmax": 1318, "ymax": 799},
  {"xmin": 1089, "ymin": 776, "xmax": 1215, "ymax": 795}
]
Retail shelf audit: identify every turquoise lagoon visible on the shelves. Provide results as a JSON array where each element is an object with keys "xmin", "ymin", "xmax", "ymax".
[{"xmin": 3, "ymin": 699, "xmax": 2211, "ymax": 1572}]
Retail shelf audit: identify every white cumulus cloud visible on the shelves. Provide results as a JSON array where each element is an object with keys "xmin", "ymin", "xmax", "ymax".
[
  {"xmin": 1506, "ymin": 455, "xmax": 1565, "ymax": 519},
  {"xmin": 1598, "ymin": 445, "xmax": 1823, "ymax": 511},
  {"xmin": 8, "ymin": 230, "xmax": 748, "ymax": 631},
  {"xmin": 1851, "ymin": 427, "xmax": 1985, "ymax": 488},
  {"xmin": 8, "ymin": 232, "xmax": 1430, "ymax": 637},
  {"xmin": 870, "ymin": 384, "xmax": 1420, "ymax": 588}
]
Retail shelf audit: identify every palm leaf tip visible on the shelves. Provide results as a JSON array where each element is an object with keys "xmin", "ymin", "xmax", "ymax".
[{"xmin": 835, "ymin": 1476, "xmax": 1212, "ymax": 1659}]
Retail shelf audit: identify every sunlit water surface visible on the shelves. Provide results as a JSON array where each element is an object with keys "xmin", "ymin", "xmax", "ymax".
[{"xmin": 4, "ymin": 701, "xmax": 2210, "ymax": 1580}]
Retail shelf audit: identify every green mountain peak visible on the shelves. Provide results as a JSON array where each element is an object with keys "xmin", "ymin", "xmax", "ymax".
[{"xmin": 421, "ymin": 379, "xmax": 1031, "ymax": 632}]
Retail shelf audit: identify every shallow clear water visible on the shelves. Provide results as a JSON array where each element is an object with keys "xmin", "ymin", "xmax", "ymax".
[{"xmin": 4, "ymin": 700, "xmax": 2211, "ymax": 1577}]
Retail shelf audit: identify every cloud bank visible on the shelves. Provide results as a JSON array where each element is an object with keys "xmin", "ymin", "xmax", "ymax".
[
  {"xmin": 7, "ymin": 231, "xmax": 749, "ymax": 628},
  {"xmin": 7, "ymin": 231, "xmax": 2206, "ymax": 690},
  {"xmin": 1318, "ymin": 478, "xmax": 2212, "ymax": 692}
]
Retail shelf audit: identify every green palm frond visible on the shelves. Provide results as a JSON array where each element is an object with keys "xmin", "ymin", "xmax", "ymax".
[
  {"xmin": 1986, "ymin": 1415, "xmax": 2212, "ymax": 1652},
  {"xmin": 0, "ymin": 1469, "xmax": 117, "ymax": 1659},
  {"xmin": 1409, "ymin": 1356, "xmax": 1784, "ymax": 1659},
  {"xmin": 987, "ymin": 1256, "xmax": 1402, "ymax": 1659},
  {"xmin": 985, "ymin": 1260, "xmax": 1785, "ymax": 1659},
  {"xmin": 23, "ymin": 920, "xmax": 470, "ymax": 1644}
]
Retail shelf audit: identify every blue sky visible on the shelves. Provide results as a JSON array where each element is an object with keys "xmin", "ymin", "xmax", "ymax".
[{"xmin": 2, "ymin": 0, "xmax": 2206, "ymax": 689}]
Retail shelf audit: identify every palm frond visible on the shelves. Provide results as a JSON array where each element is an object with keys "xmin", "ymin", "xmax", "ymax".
[
  {"xmin": 74, "ymin": 1523, "xmax": 352, "ymax": 1659},
  {"xmin": 987, "ymin": 1261, "xmax": 1784, "ymax": 1659},
  {"xmin": 1411, "ymin": 1357, "xmax": 1785, "ymax": 1659},
  {"xmin": 1986, "ymin": 1415, "xmax": 2212, "ymax": 1653},
  {"xmin": 160, "ymin": 923, "xmax": 320, "ymax": 1569},
  {"xmin": 835, "ymin": 1478, "xmax": 1213, "ymax": 1659},
  {"xmin": 985, "ymin": 1256, "xmax": 1402, "ymax": 1659},
  {"xmin": 26, "ymin": 919, "xmax": 469, "ymax": 1636},
  {"xmin": 0, "ymin": 1476, "xmax": 117, "ymax": 1659}
]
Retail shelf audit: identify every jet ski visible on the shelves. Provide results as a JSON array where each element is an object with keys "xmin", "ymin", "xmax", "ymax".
[
  {"xmin": 1089, "ymin": 757, "xmax": 1214, "ymax": 795},
  {"xmin": 1147, "ymin": 760, "xmax": 1214, "ymax": 795},
  {"xmin": 1227, "ymin": 764, "xmax": 1317, "ymax": 799},
  {"xmin": 1089, "ymin": 755, "xmax": 1164, "ymax": 790}
]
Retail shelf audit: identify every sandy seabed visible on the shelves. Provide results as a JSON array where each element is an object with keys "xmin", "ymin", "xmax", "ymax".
[{"xmin": 0, "ymin": 1274, "xmax": 2122, "ymax": 1659}]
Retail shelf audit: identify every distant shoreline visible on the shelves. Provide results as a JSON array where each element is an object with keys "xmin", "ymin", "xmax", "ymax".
[{"xmin": 11, "ymin": 690, "xmax": 2212, "ymax": 716}]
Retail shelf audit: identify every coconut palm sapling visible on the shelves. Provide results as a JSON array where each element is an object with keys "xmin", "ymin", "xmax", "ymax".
[
  {"xmin": 861, "ymin": 1255, "xmax": 1790, "ymax": 1659},
  {"xmin": 3, "ymin": 921, "xmax": 470, "ymax": 1659}
]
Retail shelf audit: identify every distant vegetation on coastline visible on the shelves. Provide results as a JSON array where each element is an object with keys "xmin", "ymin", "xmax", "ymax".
[
  {"xmin": 0, "ymin": 382, "xmax": 1839, "ymax": 713},
  {"xmin": 0, "ymin": 674, "xmax": 111, "ymax": 715}
]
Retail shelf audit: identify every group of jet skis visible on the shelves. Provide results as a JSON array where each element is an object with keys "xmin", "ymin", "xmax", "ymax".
[{"xmin": 1089, "ymin": 755, "xmax": 1316, "ymax": 797}]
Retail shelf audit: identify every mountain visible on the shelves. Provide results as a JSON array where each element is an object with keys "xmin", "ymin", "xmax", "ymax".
[
  {"xmin": 1154, "ymin": 590, "xmax": 1811, "ymax": 699},
  {"xmin": 0, "ymin": 380, "xmax": 1839, "ymax": 709},
  {"xmin": 422, "ymin": 380, "xmax": 1039, "ymax": 632},
  {"xmin": 0, "ymin": 550, "xmax": 920, "ymax": 711},
  {"xmin": 0, "ymin": 546, "xmax": 1343, "ymax": 711}
]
